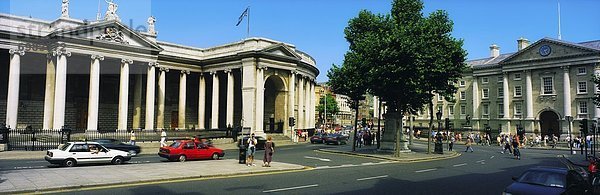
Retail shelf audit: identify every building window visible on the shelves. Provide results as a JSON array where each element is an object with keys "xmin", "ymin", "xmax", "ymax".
[
  {"xmin": 514, "ymin": 102, "xmax": 523, "ymax": 116},
  {"xmin": 460, "ymin": 91, "xmax": 466, "ymax": 100},
  {"xmin": 498, "ymin": 76, "xmax": 503, "ymax": 83},
  {"xmin": 482, "ymin": 104, "xmax": 489, "ymax": 118},
  {"xmin": 514, "ymin": 86, "xmax": 522, "ymax": 97},
  {"xmin": 578, "ymin": 67, "xmax": 587, "ymax": 75},
  {"xmin": 482, "ymin": 77, "xmax": 489, "ymax": 84},
  {"xmin": 579, "ymin": 101, "xmax": 588, "ymax": 119},
  {"xmin": 449, "ymin": 106, "xmax": 454, "ymax": 116},
  {"xmin": 460, "ymin": 105, "xmax": 466, "ymax": 115},
  {"xmin": 482, "ymin": 88, "xmax": 489, "ymax": 99},
  {"xmin": 578, "ymin": 81, "xmax": 588, "ymax": 94},
  {"xmin": 438, "ymin": 94, "xmax": 443, "ymax": 101},
  {"xmin": 498, "ymin": 103, "xmax": 504, "ymax": 117},
  {"xmin": 459, "ymin": 80, "xmax": 466, "ymax": 86},
  {"xmin": 437, "ymin": 105, "xmax": 443, "ymax": 112},
  {"xmin": 542, "ymin": 77, "xmax": 554, "ymax": 95},
  {"xmin": 498, "ymin": 87, "xmax": 504, "ymax": 98},
  {"xmin": 514, "ymin": 73, "xmax": 522, "ymax": 80}
]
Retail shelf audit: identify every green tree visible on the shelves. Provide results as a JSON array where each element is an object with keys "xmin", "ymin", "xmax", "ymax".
[
  {"xmin": 317, "ymin": 93, "xmax": 340, "ymax": 123},
  {"xmin": 341, "ymin": 0, "xmax": 466, "ymax": 155}
]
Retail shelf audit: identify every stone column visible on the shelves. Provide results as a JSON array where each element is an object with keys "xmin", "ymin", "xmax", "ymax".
[
  {"xmin": 145, "ymin": 62, "xmax": 157, "ymax": 130},
  {"xmin": 298, "ymin": 76, "xmax": 305, "ymax": 130},
  {"xmin": 563, "ymin": 66, "xmax": 572, "ymax": 118},
  {"xmin": 287, "ymin": 71, "xmax": 296, "ymax": 136},
  {"xmin": 310, "ymin": 81, "xmax": 315, "ymax": 129},
  {"xmin": 52, "ymin": 48, "xmax": 71, "ymax": 130},
  {"xmin": 132, "ymin": 74, "xmax": 143, "ymax": 129},
  {"xmin": 157, "ymin": 67, "xmax": 168, "ymax": 129},
  {"xmin": 43, "ymin": 54, "xmax": 56, "ymax": 130},
  {"xmin": 241, "ymin": 58, "xmax": 257, "ymax": 132},
  {"xmin": 525, "ymin": 70, "xmax": 534, "ymax": 119},
  {"xmin": 225, "ymin": 69, "xmax": 234, "ymax": 127},
  {"xmin": 87, "ymin": 55, "xmax": 104, "ymax": 130},
  {"xmin": 179, "ymin": 70, "xmax": 189, "ymax": 129},
  {"xmin": 211, "ymin": 71, "xmax": 219, "ymax": 129},
  {"xmin": 472, "ymin": 76, "xmax": 479, "ymax": 118},
  {"xmin": 596, "ymin": 66, "xmax": 600, "ymax": 119},
  {"xmin": 198, "ymin": 73, "xmax": 206, "ymax": 129},
  {"xmin": 118, "ymin": 59, "xmax": 133, "ymax": 130},
  {"xmin": 255, "ymin": 66, "xmax": 266, "ymax": 136},
  {"xmin": 6, "ymin": 49, "xmax": 25, "ymax": 129},
  {"xmin": 503, "ymin": 72, "xmax": 511, "ymax": 133},
  {"xmin": 304, "ymin": 79, "xmax": 310, "ymax": 128}
]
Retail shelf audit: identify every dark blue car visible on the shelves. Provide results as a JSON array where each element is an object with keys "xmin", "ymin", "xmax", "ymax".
[{"xmin": 503, "ymin": 167, "xmax": 575, "ymax": 195}]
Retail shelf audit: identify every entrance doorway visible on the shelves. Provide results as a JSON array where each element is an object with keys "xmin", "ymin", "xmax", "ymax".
[
  {"xmin": 539, "ymin": 111, "xmax": 560, "ymax": 138},
  {"xmin": 264, "ymin": 75, "xmax": 286, "ymax": 133}
]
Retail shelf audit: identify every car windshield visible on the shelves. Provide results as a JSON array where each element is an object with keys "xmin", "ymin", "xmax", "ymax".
[
  {"xmin": 517, "ymin": 170, "xmax": 565, "ymax": 188},
  {"xmin": 170, "ymin": 141, "xmax": 182, "ymax": 148},
  {"xmin": 59, "ymin": 143, "xmax": 71, "ymax": 151}
]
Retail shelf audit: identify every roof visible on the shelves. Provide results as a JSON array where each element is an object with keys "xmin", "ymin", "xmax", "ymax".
[{"xmin": 467, "ymin": 53, "xmax": 514, "ymax": 69}]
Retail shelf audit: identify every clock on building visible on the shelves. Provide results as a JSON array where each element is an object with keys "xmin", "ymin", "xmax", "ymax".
[{"xmin": 539, "ymin": 45, "xmax": 551, "ymax": 57}]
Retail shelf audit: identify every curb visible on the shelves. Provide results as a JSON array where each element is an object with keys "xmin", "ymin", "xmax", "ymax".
[
  {"xmin": 6, "ymin": 165, "xmax": 311, "ymax": 194},
  {"xmin": 316, "ymin": 149, "xmax": 461, "ymax": 163}
]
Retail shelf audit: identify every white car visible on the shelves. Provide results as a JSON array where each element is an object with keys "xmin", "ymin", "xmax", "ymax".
[{"xmin": 45, "ymin": 142, "xmax": 132, "ymax": 167}]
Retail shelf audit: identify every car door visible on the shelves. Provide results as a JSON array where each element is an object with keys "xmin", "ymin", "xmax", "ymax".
[
  {"xmin": 90, "ymin": 144, "xmax": 113, "ymax": 163},
  {"xmin": 182, "ymin": 141, "xmax": 198, "ymax": 159},
  {"xmin": 196, "ymin": 143, "xmax": 211, "ymax": 159},
  {"xmin": 69, "ymin": 144, "xmax": 92, "ymax": 164}
]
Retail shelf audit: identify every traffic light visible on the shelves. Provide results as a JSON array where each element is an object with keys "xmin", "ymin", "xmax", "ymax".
[
  {"xmin": 517, "ymin": 125, "xmax": 525, "ymax": 136},
  {"xmin": 362, "ymin": 118, "xmax": 367, "ymax": 127},
  {"xmin": 580, "ymin": 119, "xmax": 589, "ymax": 135},
  {"xmin": 289, "ymin": 117, "xmax": 295, "ymax": 127},
  {"xmin": 444, "ymin": 118, "xmax": 450, "ymax": 130}
]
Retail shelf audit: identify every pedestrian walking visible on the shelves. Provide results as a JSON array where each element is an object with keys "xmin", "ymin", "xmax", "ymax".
[
  {"xmin": 502, "ymin": 135, "xmax": 512, "ymax": 154},
  {"xmin": 160, "ymin": 130, "xmax": 168, "ymax": 147},
  {"xmin": 512, "ymin": 135, "xmax": 521, "ymax": 160},
  {"xmin": 449, "ymin": 136, "xmax": 455, "ymax": 151},
  {"xmin": 129, "ymin": 130, "xmax": 136, "ymax": 145},
  {"xmin": 263, "ymin": 136, "xmax": 275, "ymax": 167},
  {"xmin": 246, "ymin": 133, "xmax": 257, "ymax": 166},
  {"xmin": 464, "ymin": 137, "xmax": 474, "ymax": 152}
]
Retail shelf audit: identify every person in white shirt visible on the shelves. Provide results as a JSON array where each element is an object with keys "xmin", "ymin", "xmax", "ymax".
[
  {"xmin": 160, "ymin": 130, "xmax": 167, "ymax": 147},
  {"xmin": 246, "ymin": 133, "xmax": 257, "ymax": 166}
]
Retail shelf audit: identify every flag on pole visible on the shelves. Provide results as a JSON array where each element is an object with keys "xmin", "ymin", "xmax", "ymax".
[{"xmin": 236, "ymin": 7, "xmax": 249, "ymax": 26}]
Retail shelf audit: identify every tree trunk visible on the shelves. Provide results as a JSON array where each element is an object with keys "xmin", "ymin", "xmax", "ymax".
[
  {"xmin": 428, "ymin": 98, "xmax": 434, "ymax": 154},
  {"xmin": 352, "ymin": 99, "xmax": 359, "ymax": 152},
  {"xmin": 395, "ymin": 112, "xmax": 406, "ymax": 157}
]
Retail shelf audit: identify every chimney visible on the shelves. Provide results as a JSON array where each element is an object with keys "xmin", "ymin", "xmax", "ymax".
[
  {"xmin": 517, "ymin": 37, "xmax": 530, "ymax": 51},
  {"xmin": 490, "ymin": 44, "xmax": 500, "ymax": 58}
]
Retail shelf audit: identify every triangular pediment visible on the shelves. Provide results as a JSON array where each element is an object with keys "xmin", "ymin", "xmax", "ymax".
[
  {"xmin": 261, "ymin": 44, "xmax": 302, "ymax": 60},
  {"xmin": 48, "ymin": 20, "xmax": 162, "ymax": 51},
  {"xmin": 500, "ymin": 38, "xmax": 599, "ymax": 65}
]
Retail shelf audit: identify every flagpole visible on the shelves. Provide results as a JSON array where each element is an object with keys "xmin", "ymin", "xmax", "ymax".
[
  {"xmin": 557, "ymin": 0, "xmax": 562, "ymax": 40},
  {"xmin": 247, "ymin": 6, "xmax": 250, "ymax": 38}
]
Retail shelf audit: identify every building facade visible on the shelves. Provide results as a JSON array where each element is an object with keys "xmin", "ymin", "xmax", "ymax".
[
  {"xmin": 413, "ymin": 37, "xmax": 600, "ymax": 138},
  {"xmin": 0, "ymin": 1, "xmax": 318, "ymax": 137}
]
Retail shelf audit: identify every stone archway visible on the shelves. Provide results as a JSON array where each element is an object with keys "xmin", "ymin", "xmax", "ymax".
[
  {"xmin": 539, "ymin": 110, "xmax": 560, "ymax": 138},
  {"xmin": 264, "ymin": 75, "xmax": 286, "ymax": 133}
]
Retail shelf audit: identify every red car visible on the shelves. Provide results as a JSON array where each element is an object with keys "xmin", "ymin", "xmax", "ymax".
[{"xmin": 158, "ymin": 140, "xmax": 224, "ymax": 162}]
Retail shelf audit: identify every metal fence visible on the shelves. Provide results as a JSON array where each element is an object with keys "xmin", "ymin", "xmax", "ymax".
[{"xmin": 4, "ymin": 127, "xmax": 236, "ymax": 151}]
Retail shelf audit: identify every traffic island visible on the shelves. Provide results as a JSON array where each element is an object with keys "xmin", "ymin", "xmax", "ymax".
[
  {"xmin": 317, "ymin": 144, "xmax": 460, "ymax": 163},
  {"xmin": 0, "ymin": 159, "xmax": 307, "ymax": 194}
]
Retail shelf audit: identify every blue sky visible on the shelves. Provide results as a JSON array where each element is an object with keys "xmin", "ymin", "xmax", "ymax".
[{"xmin": 2, "ymin": 0, "xmax": 599, "ymax": 82}]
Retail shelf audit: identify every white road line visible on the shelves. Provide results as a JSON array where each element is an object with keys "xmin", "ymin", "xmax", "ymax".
[
  {"xmin": 476, "ymin": 160, "xmax": 485, "ymax": 163},
  {"xmin": 14, "ymin": 166, "xmax": 46, "ymax": 169},
  {"xmin": 314, "ymin": 166, "xmax": 331, "ymax": 169},
  {"xmin": 263, "ymin": 184, "xmax": 319, "ymax": 193},
  {"xmin": 361, "ymin": 162, "xmax": 375, "ymax": 165},
  {"xmin": 340, "ymin": 164, "xmax": 354, "ymax": 167},
  {"xmin": 304, "ymin": 156, "xmax": 331, "ymax": 162},
  {"xmin": 415, "ymin": 168, "xmax": 437, "ymax": 173},
  {"xmin": 356, "ymin": 175, "xmax": 388, "ymax": 181},
  {"xmin": 490, "ymin": 156, "xmax": 495, "ymax": 159},
  {"xmin": 453, "ymin": 163, "xmax": 467, "ymax": 167}
]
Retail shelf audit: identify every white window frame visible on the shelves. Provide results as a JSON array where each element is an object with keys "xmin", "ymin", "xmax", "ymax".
[
  {"xmin": 514, "ymin": 85, "xmax": 522, "ymax": 97},
  {"xmin": 438, "ymin": 94, "xmax": 444, "ymax": 101},
  {"xmin": 449, "ymin": 106, "xmax": 454, "ymax": 116},
  {"xmin": 579, "ymin": 101, "xmax": 588, "ymax": 119},
  {"xmin": 497, "ymin": 76, "xmax": 503, "ymax": 83},
  {"xmin": 437, "ymin": 105, "xmax": 443, "ymax": 113},
  {"xmin": 578, "ymin": 81, "xmax": 588, "ymax": 94},
  {"xmin": 460, "ymin": 105, "xmax": 466, "ymax": 115},
  {"xmin": 482, "ymin": 88, "xmax": 489, "ymax": 99},
  {"xmin": 482, "ymin": 77, "xmax": 489, "ymax": 84},
  {"xmin": 541, "ymin": 76, "xmax": 555, "ymax": 95},
  {"xmin": 460, "ymin": 91, "xmax": 466, "ymax": 100},
  {"xmin": 459, "ymin": 80, "xmax": 466, "ymax": 87},
  {"xmin": 482, "ymin": 104, "xmax": 489, "ymax": 118},
  {"xmin": 514, "ymin": 73, "xmax": 522, "ymax": 80},
  {"xmin": 498, "ymin": 87, "xmax": 504, "ymax": 98},
  {"xmin": 514, "ymin": 102, "xmax": 523, "ymax": 116},
  {"xmin": 578, "ymin": 67, "xmax": 587, "ymax": 75},
  {"xmin": 498, "ymin": 103, "xmax": 504, "ymax": 117}
]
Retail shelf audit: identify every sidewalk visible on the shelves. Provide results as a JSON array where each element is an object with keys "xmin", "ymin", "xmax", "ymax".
[
  {"xmin": 0, "ymin": 159, "xmax": 306, "ymax": 193},
  {"xmin": 317, "ymin": 142, "xmax": 460, "ymax": 162}
]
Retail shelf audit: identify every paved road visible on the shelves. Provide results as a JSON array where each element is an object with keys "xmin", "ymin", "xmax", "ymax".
[{"xmin": 44, "ymin": 143, "xmax": 579, "ymax": 195}]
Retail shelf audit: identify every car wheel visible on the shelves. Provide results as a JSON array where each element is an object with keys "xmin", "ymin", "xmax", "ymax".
[
  {"xmin": 63, "ymin": 159, "xmax": 76, "ymax": 167},
  {"xmin": 112, "ymin": 156, "xmax": 124, "ymax": 165},
  {"xmin": 179, "ymin": 155, "xmax": 187, "ymax": 162},
  {"xmin": 128, "ymin": 150, "xmax": 137, "ymax": 156},
  {"xmin": 212, "ymin": 153, "xmax": 220, "ymax": 160}
]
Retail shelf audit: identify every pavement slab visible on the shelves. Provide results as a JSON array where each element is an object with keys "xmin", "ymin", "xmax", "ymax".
[{"xmin": 0, "ymin": 159, "xmax": 306, "ymax": 193}]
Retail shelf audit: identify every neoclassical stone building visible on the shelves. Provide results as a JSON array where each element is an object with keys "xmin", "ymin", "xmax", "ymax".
[
  {"xmin": 0, "ymin": 2, "xmax": 318, "ymax": 137},
  {"xmin": 414, "ymin": 37, "xmax": 600, "ymax": 138}
]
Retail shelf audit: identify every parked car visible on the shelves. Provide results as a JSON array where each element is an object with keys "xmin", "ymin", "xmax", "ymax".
[
  {"xmin": 238, "ymin": 135, "xmax": 266, "ymax": 150},
  {"xmin": 158, "ymin": 139, "xmax": 224, "ymax": 162},
  {"xmin": 92, "ymin": 139, "xmax": 141, "ymax": 156},
  {"xmin": 325, "ymin": 133, "xmax": 349, "ymax": 145},
  {"xmin": 503, "ymin": 166, "xmax": 592, "ymax": 195},
  {"xmin": 310, "ymin": 133, "xmax": 328, "ymax": 144},
  {"xmin": 45, "ymin": 142, "xmax": 132, "ymax": 167}
]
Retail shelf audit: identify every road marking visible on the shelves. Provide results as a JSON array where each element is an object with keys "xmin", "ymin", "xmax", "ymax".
[
  {"xmin": 13, "ymin": 166, "xmax": 46, "ymax": 170},
  {"xmin": 453, "ymin": 163, "xmax": 467, "ymax": 167},
  {"xmin": 490, "ymin": 156, "xmax": 495, "ymax": 159},
  {"xmin": 304, "ymin": 156, "xmax": 331, "ymax": 162},
  {"xmin": 262, "ymin": 184, "xmax": 319, "ymax": 193},
  {"xmin": 361, "ymin": 162, "xmax": 375, "ymax": 165},
  {"xmin": 315, "ymin": 166, "xmax": 331, "ymax": 169},
  {"xmin": 356, "ymin": 175, "xmax": 388, "ymax": 181},
  {"xmin": 415, "ymin": 168, "xmax": 437, "ymax": 173},
  {"xmin": 476, "ymin": 160, "xmax": 485, "ymax": 163}
]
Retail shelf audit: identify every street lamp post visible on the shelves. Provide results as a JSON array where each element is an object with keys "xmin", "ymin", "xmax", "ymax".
[
  {"xmin": 435, "ymin": 110, "xmax": 442, "ymax": 154},
  {"xmin": 565, "ymin": 115, "xmax": 573, "ymax": 154}
]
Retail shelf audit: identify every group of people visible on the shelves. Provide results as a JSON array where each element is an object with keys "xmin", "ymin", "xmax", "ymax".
[
  {"xmin": 499, "ymin": 134, "xmax": 522, "ymax": 160},
  {"xmin": 245, "ymin": 133, "xmax": 275, "ymax": 167},
  {"xmin": 356, "ymin": 130, "xmax": 377, "ymax": 148}
]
